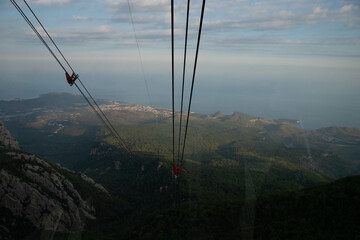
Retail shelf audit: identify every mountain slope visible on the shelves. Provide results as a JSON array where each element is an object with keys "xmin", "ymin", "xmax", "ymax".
[
  {"xmin": 0, "ymin": 121, "xmax": 109, "ymax": 239},
  {"xmin": 255, "ymin": 175, "xmax": 360, "ymax": 239}
]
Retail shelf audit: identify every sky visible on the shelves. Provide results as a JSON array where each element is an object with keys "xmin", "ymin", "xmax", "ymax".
[{"xmin": 0, "ymin": 0, "xmax": 359, "ymax": 128}]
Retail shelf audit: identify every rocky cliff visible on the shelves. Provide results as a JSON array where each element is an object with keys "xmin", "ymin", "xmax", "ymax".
[
  {"xmin": 0, "ymin": 121, "xmax": 108, "ymax": 239},
  {"xmin": 0, "ymin": 121, "xmax": 19, "ymax": 150}
]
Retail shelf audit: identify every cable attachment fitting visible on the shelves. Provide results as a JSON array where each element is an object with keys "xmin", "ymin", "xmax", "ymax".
[
  {"xmin": 65, "ymin": 72, "xmax": 79, "ymax": 86},
  {"xmin": 173, "ymin": 163, "xmax": 183, "ymax": 176}
]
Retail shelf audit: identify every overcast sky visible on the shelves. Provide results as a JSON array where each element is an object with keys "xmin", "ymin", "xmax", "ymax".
[{"xmin": 0, "ymin": 0, "xmax": 359, "ymax": 127}]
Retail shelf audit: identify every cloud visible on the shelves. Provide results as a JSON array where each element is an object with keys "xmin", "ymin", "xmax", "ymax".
[
  {"xmin": 313, "ymin": 6, "xmax": 327, "ymax": 14},
  {"xmin": 204, "ymin": 3, "xmax": 360, "ymax": 32},
  {"xmin": 214, "ymin": 36, "xmax": 360, "ymax": 47},
  {"xmin": 336, "ymin": 4, "xmax": 360, "ymax": 29},
  {"xmin": 112, "ymin": 13, "xmax": 166, "ymax": 25},
  {"xmin": 107, "ymin": 0, "xmax": 172, "ymax": 31},
  {"xmin": 3, "ymin": 0, "xmax": 359, "ymax": 59},
  {"xmin": 22, "ymin": 23, "xmax": 173, "ymax": 47},
  {"xmin": 32, "ymin": 0, "xmax": 70, "ymax": 5},
  {"xmin": 108, "ymin": 0, "xmax": 169, "ymax": 13},
  {"xmin": 22, "ymin": 25, "xmax": 118, "ymax": 45},
  {"xmin": 340, "ymin": 4, "xmax": 357, "ymax": 13},
  {"xmin": 73, "ymin": 16, "xmax": 93, "ymax": 21},
  {"xmin": 209, "ymin": 36, "xmax": 360, "ymax": 58}
]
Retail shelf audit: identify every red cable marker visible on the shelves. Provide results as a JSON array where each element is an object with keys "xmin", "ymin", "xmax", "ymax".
[
  {"xmin": 65, "ymin": 72, "xmax": 79, "ymax": 86},
  {"xmin": 173, "ymin": 164, "xmax": 183, "ymax": 176}
]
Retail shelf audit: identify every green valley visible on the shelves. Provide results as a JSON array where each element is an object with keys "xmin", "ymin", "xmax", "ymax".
[{"xmin": 1, "ymin": 93, "xmax": 359, "ymax": 239}]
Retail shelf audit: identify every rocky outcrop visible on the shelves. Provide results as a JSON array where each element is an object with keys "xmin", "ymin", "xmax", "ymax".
[
  {"xmin": 0, "ymin": 121, "xmax": 19, "ymax": 150},
  {"xmin": 0, "ymin": 121, "xmax": 108, "ymax": 238},
  {"xmin": 0, "ymin": 153, "xmax": 96, "ymax": 236}
]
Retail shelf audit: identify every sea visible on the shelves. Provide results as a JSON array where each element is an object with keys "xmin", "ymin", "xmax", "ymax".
[
  {"xmin": 1, "ymin": 74, "xmax": 359, "ymax": 130},
  {"xmin": 107, "ymin": 76, "xmax": 360, "ymax": 130}
]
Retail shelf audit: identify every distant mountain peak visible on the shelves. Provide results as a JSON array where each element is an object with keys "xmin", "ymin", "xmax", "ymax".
[
  {"xmin": 40, "ymin": 92, "xmax": 77, "ymax": 97},
  {"xmin": 212, "ymin": 111, "xmax": 225, "ymax": 118}
]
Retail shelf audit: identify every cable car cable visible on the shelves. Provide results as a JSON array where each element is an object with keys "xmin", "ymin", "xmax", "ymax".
[
  {"xmin": 75, "ymin": 83, "xmax": 132, "ymax": 156},
  {"xmin": 127, "ymin": 0, "xmax": 152, "ymax": 107},
  {"xmin": 177, "ymin": 0, "xmax": 191, "ymax": 165},
  {"xmin": 23, "ymin": 0, "xmax": 129, "ymax": 154},
  {"xmin": 171, "ymin": 0, "xmax": 175, "ymax": 166},
  {"xmin": 10, "ymin": 0, "xmax": 66, "ymax": 72},
  {"xmin": 180, "ymin": 0, "xmax": 206, "ymax": 164},
  {"xmin": 23, "ymin": 0, "xmax": 73, "ymax": 73},
  {"xmin": 11, "ymin": 0, "xmax": 134, "ymax": 156}
]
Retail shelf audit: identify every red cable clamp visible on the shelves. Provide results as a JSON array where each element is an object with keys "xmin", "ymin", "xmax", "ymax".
[
  {"xmin": 173, "ymin": 163, "xmax": 183, "ymax": 176},
  {"xmin": 65, "ymin": 72, "xmax": 79, "ymax": 86}
]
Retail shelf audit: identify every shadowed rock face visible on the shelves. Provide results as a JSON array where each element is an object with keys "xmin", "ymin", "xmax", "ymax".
[{"xmin": 0, "ymin": 121, "xmax": 105, "ymax": 239}]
